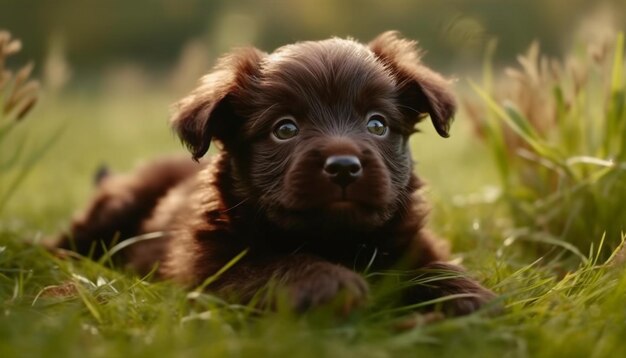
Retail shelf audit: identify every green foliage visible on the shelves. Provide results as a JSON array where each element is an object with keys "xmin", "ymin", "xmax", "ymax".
[{"xmin": 468, "ymin": 33, "xmax": 626, "ymax": 260}]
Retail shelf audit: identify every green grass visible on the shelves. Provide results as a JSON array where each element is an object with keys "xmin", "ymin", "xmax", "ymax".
[
  {"xmin": 467, "ymin": 33, "xmax": 626, "ymax": 259},
  {"xmin": 2, "ymin": 34, "xmax": 626, "ymax": 357},
  {"xmin": 1, "ymin": 89, "xmax": 624, "ymax": 357}
]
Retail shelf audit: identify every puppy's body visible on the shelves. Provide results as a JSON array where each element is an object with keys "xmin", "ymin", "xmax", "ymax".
[{"xmin": 58, "ymin": 32, "xmax": 495, "ymax": 315}]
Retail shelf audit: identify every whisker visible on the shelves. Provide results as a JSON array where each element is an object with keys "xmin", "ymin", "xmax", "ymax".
[{"xmin": 219, "ymin": 197, "xmax": 250, "ymax": 213}]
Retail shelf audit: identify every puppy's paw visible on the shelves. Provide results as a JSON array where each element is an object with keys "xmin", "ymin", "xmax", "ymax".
[
  {"xmin": 286, "ymin": 263, "xmax": 369, "ymax": 314},
  {"xmin": 438, "ymin": 281, "xmax": 497, "ymax": 316},
  {"xmin": 408, "ymin": 262, "xmax": 499, "ymax": 316}
]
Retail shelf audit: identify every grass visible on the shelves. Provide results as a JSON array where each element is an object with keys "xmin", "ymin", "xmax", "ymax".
[
  {"xmin": 466, "ymin": 33, "xmax": 626, "ymax": 260},
  {"xmin": 2, "ymin": 31, "xmax": 626, "ymax": 357},
  {"xmin": 2, "ymin": 222, "xmax": 626, "ymax": 357}
]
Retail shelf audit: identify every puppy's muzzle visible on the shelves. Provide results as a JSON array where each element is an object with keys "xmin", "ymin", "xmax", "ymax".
[{"xmin": 323, "ymin": 155, "xmax": 362, "ymax": 188}]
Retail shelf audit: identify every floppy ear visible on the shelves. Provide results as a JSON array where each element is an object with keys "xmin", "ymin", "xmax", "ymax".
[
  {"xmin": 369, "ymin": 31, "xmax": 456, "ymax": 137},
  {"xmin": 171, "ymin": 47, "xmax": 266, "ymax": 160}
]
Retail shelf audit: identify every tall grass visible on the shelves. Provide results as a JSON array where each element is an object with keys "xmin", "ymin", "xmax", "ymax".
[
  {"xmin": 0, "ymin": 30, "xmax": 62, "ymax": 216},
  {"xmin": 466, "ymin": 32, "xmax": 626, "ymax": 260}
]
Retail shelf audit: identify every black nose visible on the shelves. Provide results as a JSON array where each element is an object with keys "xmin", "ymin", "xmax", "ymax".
[{"xmin": 323, "ymin": 155, "xmax": 362, "ymax": 188}]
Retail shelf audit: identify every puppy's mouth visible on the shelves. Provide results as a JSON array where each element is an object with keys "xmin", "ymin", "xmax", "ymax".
[
  {"xmin": 326, "ymin": 189, "xmax": 365, "ymax": 208},
  {"xmin": 294, "ymin": 184, "xmax": 368, "ymax": 209},
  {"xmin": 267, "ymin": 199, "xmax": 387, "ymax": 232},
  {"xmin": 284, "ymin": 198, "xmax": 377, "ymax": 213},
  {"xmin": 278, "ymin": 174, "xmax": 391, "ymax": 214},
  {"xmin": 326, "ymin": 199, "xmax": 357, "ymax": 210},
  {"xmin": 324, "ymin": 200, "xmax": 363, "ymax": 213},
  {"xmin": 332, "ymin": 188, "xmax": 351, "ymax": 202},
  {"xmin": 281, "ymin": 188, "xmax": 396, "ymax": 230}
]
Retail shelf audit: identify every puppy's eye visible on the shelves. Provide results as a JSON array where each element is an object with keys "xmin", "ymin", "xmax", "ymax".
[
  {"xmin": 273, "ymin": 119, "xmax": 299, "ymax": 140},
  {"xmin": 366, "ymin": 113, "xmax": 388, "ymax": 136}
]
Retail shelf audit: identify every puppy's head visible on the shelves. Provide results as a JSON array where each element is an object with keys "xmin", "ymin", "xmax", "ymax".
[{"xmin": 171, "ymin": 31, "xmax": 456, "ymax": 231}]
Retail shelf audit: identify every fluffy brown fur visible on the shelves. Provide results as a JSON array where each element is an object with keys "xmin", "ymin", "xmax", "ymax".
[{"xmin": 56, "ymin": 32, "xmax": 495, "ymax": 315}]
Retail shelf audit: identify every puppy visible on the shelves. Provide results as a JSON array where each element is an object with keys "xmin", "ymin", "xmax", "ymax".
[{"xmin": 56, "ymin": 32, "xmax": 495, "ymax": 315}]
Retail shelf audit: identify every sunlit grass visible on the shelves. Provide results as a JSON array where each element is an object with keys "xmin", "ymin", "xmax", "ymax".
[
  {"xmin": 466, "ymin": 32, "xmax": 626, "ymax": 261},
  {"xmin": 2, "ymin": 222, "xmax": 626, "ymax": 357}
]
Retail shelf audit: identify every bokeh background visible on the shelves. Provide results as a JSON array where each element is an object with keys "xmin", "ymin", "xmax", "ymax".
[
  {"xmin": 1, "ymin": 0, "xmax": 625, "ymax": 233},
  {"xmin": 4, "ymin": 0, "xmax": 625, "ymax": 75}
]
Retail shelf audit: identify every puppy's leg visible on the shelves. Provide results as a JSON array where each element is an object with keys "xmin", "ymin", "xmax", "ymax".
[{"xmin": 55, "ymin": 157, "xmax": 199, "ymax": 262}]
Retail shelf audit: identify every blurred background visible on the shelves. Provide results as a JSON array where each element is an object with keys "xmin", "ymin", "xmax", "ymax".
[
  {"xmin": 3, "ymin": 0, "xmax": 625, "ymax": 83},
  {"xmin": 1, "ymin": 0, "xmax": 625, "ymax": 249}
]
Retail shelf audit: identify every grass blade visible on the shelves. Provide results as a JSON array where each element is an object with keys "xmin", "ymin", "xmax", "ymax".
[{"xmin": 0, "ymin": 125, "xmax": 65, "ymax": 214}]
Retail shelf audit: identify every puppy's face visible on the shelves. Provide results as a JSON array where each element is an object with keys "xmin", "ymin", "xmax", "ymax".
[
  {"xmin": 238, "ymin": 42, "xmax": 412, "ymax": 230},
  {"xmin": 172, "ymin": 32, "xmax": 456, "ymax": 232}
]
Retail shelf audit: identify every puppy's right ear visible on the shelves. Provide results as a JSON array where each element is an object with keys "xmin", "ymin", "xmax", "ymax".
[{"xmin": 171, "ymin": 47, "xmax": 265, "ymax": 160}]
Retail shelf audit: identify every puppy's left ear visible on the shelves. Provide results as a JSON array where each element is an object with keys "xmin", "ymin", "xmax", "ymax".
[
  {"xmin": 171, "ymin": 47, "xmax": 266, "ymax": 160},
  {"xmin": 369, "ymin": 31, "xmax": 456, "ymax": 137}
]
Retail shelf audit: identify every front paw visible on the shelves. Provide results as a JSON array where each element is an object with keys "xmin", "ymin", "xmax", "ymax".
[
  {"xmin": 408, "ymin": 262, "xmax": 498, "ymax": 316},
  {"xmin": 286, "ymin": 262, "xmax": 369, "ymax": 313},
  {"xmin": 437, "ymin": 280, "xmax": 497, "ymax": 316}
]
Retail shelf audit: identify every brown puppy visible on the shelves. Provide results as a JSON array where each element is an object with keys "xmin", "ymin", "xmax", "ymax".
[{"xmin": 57, "ymin": 32, "xmax": 495, "ymax": 315}]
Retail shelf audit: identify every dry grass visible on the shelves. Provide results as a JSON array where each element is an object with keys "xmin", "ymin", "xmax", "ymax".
[{"xmin": 465, "ymin": 29, "xmax": 626, "ymax": 259}]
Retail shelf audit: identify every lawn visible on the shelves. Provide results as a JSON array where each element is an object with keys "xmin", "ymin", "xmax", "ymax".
[{"xmin": 1, "ymin": 29, "xmax": 626, "ymax": 357}]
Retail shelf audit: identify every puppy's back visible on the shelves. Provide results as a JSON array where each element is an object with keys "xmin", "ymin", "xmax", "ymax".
[{"xmin": 55, "ymin": 156, "xmax": 202, "ymax": 270}]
